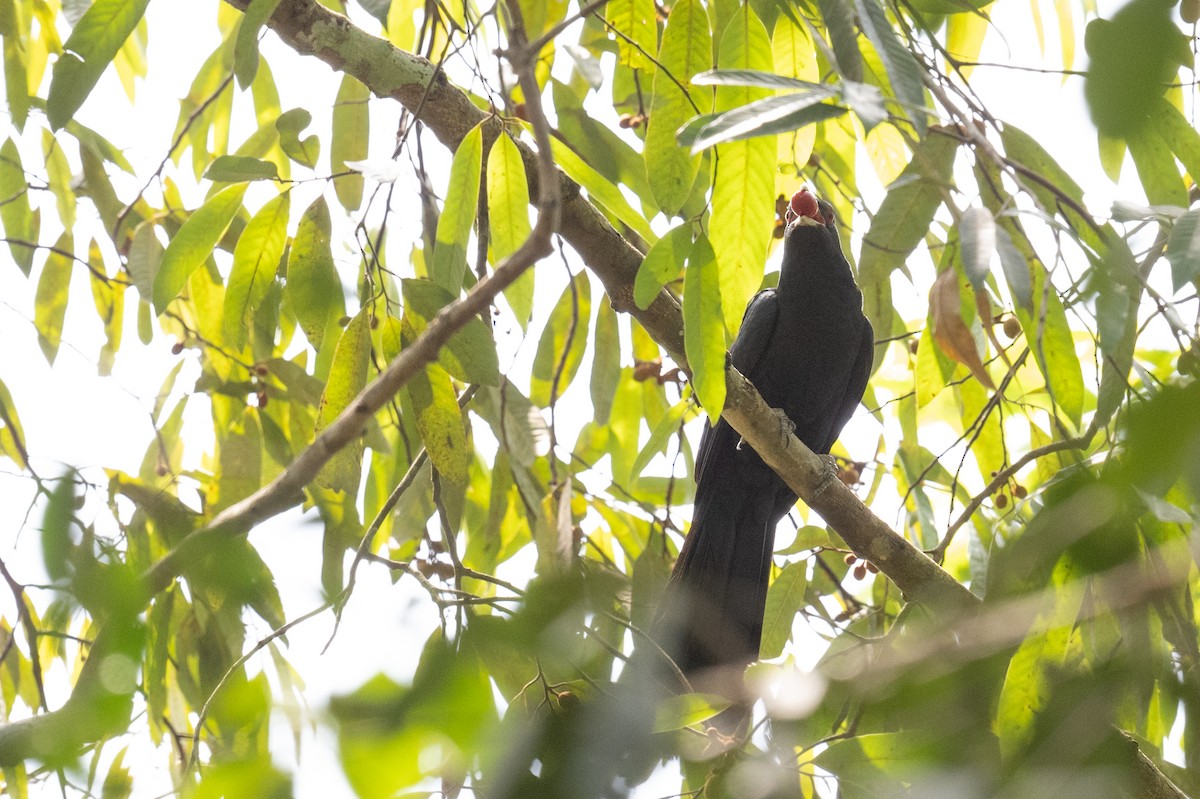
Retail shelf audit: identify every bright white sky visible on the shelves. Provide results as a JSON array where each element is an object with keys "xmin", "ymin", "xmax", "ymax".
[{"xmin": 0, "ymin": 0, "xmax": 1182, "ymax": 795}]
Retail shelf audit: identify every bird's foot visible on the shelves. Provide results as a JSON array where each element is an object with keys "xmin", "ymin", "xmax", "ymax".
[
  {"xmin": 811, "ymin": 454, "xmax": 839, "ymax": 498},
  {"xmin": 771, "ymin": 407, "xmax": 796, "ymax": 446}
]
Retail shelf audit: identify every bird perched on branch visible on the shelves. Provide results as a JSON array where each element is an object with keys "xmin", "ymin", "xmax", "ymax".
[{"xmin": 657, "ymin": 188, "xmax": 874, "ymax": 700}]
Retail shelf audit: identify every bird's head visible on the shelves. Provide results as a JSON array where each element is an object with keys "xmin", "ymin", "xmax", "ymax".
[{"xmin": 781, "ymin": 189, "xmax": 843, "ymax": 266}]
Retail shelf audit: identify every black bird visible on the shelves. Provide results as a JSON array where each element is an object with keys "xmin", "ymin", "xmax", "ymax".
[{"xmin": 658, "ymin": 189, "xmax": 874, "ymax": 695}]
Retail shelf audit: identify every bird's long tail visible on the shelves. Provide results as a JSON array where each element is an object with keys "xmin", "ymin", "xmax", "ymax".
[{"xmin": 656, "ymin": 485, "xmax": 778, "ymax": 689}]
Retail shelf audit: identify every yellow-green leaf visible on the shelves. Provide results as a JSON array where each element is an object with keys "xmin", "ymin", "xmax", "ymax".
[
  {"xmin": 88, "ymin": 240, "xmax": 124, "ymax": 375},
  {"xmin": 606, "ymin": 0, "xmax": 656, "ymax": 70},
  {"xmin": 683, "ymin": 234, "xmax": 726, "ymax": 417},
  {"xmin": 530, "ymin": 271, "xmax": 592, "ymax": 407},
  {"xmin": 42, "ymin": 131, "xmax": 76, "ymax": 232},
  {"xmin": 549, "ymin": 136, "xmax": 657, "ymax": 246},
  {"xmin": 46, "ymin": 0, "xmax": 151, "ymax": 129},
  {"xmin": 760, "ymin": 559, "xmax": 808, "ymax": 659},
  {"xmin": 710, "ymin": 6, "xmax": 775, "ymax": 338},
  {"xmin": 486, "ymin": 132, "xmax": 534, "ymax": 329},
  {"xmin": 1015, "ymin": 267, "xmax": 1084, "ymax": 429},
  {"xmin": 210, "ymin": 408, "xmax": 264, "ymax": 513},
  {"xmin": 286, "ymin": 196, "xmax": 345, "ymax": 351},
  {"xmin": 653, "ymin": 692, "xmax": 731, "ymax": 733},
  {"xmin": 645, "ymin": 0, "xmax": 710, "ymax": 216},
  {"xmin": 233, "ymin": 0, "xmax": 282, "ymax": 89},
  {"xmin": 225, "ymin": 191, "xmax": 290, "ymax": 349},
  {"xmin": 0, "ymin": 137, "xmax": 34, "ymax": 274},
  {"xmin": 0, "ymin": 376, "xmax": 29, "ymax": 469},
  {"xmin": 152, "ymin": 183, "xmax": 247, "ymax": 312},
  {"xmin": 34, "ymin": 233, "xmax": 73, "ymax": 364},
  {"xmin": 432, "ymin": 122, "xmax": 483, "ymax": 295},
  {"xmin": 400, "ymin": 278, "xmax": 500, "ymax": 386},
  {"xmin": 406, "ymin": 363, "xmax": 469, "ymax": 484},
  {"xmin": 634, "ymin": 224, "xmax": 692, "ymax": 310},
  {"xmin": 332, "ymin": 75, "xmax": 369, "ymax": 212},
  {"xmin": 773, "ymin": 13, "xmax": 819, "ymax": 169}
]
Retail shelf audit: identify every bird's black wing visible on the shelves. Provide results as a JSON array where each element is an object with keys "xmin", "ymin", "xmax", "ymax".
[
  {"xmin": 829, "ymin": 316, "xmax": 875, "ymax": 445},
  {"xmin": 693, "ymin": 289, "xmax": 779, "ymax": 486}
]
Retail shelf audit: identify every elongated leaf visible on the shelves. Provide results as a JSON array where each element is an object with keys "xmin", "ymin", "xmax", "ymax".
[
  {"xmin": 211, "ymin": 409, "xmax": 263, "ymax": 513},
  {"xmin": 406, "ymin": 362, "xmax": 469, "ymax": 484},
  {"xmin": 630, "ymin": 397, "xmax": 691, "ymax": 484},
  {"xmin": 653, "ymin": 693, "xmax": 731, "ymax": 733},
  {"xmin": 549, "ymin": 136, "xmax": 657, "ymax": 246},
  {"xmin": 856, "ymin": 0, "xmax": 926, "ymax": 135},
  {"xmin": 645, "ymin": 0, "xmax": 710, "ymax": 216},
  {"xmin": 332, "ymin": 75, "xmax": 369, "ymax": 211},
  {"xmin": 994, "ymin": 226, "xmax": 1032, "ymax": 311},
  {"xmin": 1167, "ymin": 208, "xmax": 1200, "ymax": 291},
  {"xmin": 42, "ymin": 131, "xmax": 76, "ymax": 231},
  {"xmin": 773, "ymin": 14, "xmax": 822, "ymax": 164},
  {"xmin": 591, "ymin": 302, "xmax": 621, "ymax": 425},
  {"xmin": 234, "ymin": 0, "xmax": 283, "ymax": 89},
  {"xmin": 34, "ymin": 233, "xmax": 73, "ymax": 364},
  {"xmin": 0, "ymin": 376, "xmax": 29, "ymax": 469},
  {"xmin": 530, "ymin": 272, "xmax": 592, "ymax": 407},
  {"xmin": 0, "ymin": 137, "xmax": 34, "ymax": 274},
  {"xmin": 819, "ymin": 0, "xmax": 862, "ymax": 81},
  {"xmin": 204, "ymin": 155, "xmax": 279, "ymax": 183},
  {"xmin": 88, "ymin": 240, "xmax": 124, "ymax": 375},
  {"xmin": 693, "ymin": 69, "xmax": 826, "ymax": 90},
  {"xmin": 1127, "ymin": 125, "xmax": 1188, "ymax": 208},
  {"xmin": 684, "ymin": 235, "xmax": 725, "ymax": 416},
  {"xmin": 225, "ymin": 191, "xmax": 290, "ymax": 349},
  {"xmin": 959, "ymin": 207, "xmax": 995, "ymax": 290},
  {"xmin": 710, "ymin": 6, "xmax": 776, "ymax": 338},
  {"xmin": 152, "ymin": 183, "xmax": 247, "ymax": 312},
  {"xmin": 400, "ymin": 278, "xmax": 500, "ymax": 386},
  {"xmin": 1015, "ymin": 268, "xmax": 1084, "ymax": 429},
  {"xmin": 487, "ymin": 132, "xmax": 534, "ymax": 329},
  {"xmin": 606, "ymin": 0, "xmax": 656, "ymax": 69},
  {"xmin": 760, "ymin": 560, "xmax": 809, "ymax": 659},
  {"xmin": 432, "ymin": 122, "xmax": 483, "ymax": 295},
  {"xmin": 2, "ymin": 0, "xmax": 30, "ymax": 129},
  {"xmin": 634, "ymin": 224, "xmax": 692, "ymax": 309},
  {"xmin": 689, "ymin": 94, "xmax": 845, "ymax": 152},
  {"xmin": 46, "ymin": 0, "xmax": 151, "ymax": 129},
  {"xmin": 859, "ymin": 130, "xmax": 958, "ymax": 351},
  {"xmin": 286, "ymin": 196, "xmax": 344, "ymax": 351}
]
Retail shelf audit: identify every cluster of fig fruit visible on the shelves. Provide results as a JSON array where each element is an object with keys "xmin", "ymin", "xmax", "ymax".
[
  {"xmin": 843, "ymin": 551, "xmax": 879, "ymax": 581},
  {"xmin": 990, "ymin": 471, "xmax": 1028, "ymax": 509}
]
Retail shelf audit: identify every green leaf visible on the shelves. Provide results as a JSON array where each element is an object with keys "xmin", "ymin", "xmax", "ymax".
[
  {"xmin": 431, "ymin": 121, "xmax": 483, "ymax": 294},
  {"xmin": 856, "ymin": 0, "xmax": 926, "ymax": 136},
  {"xmin": 34, "ymin": 233, "xmax": 73, "ymax": 364},
  {"xmin": 549, "ymin": 136, "xmax": 657, "ymax": 246},
  {"xmin": 0, "ymin": 376, "xmax": 29, "ymax": 469},
  {"xmin": 42, "ymin": 131, "xmax": 76, "ymax": 232},
  {"xmin": 41, "ymin": 470, "xmax": 75, "ymax": 581},
  {"xmin": 684, "ymin": 235, "xmax": 726, "ymax": 416},
  {"xmin": 645, "ymin": 0, "xmax": 710, "ymax": 216},
  {"xmin": 88, "ymin": 240, "xmax": 124, "ymax": 375},
  {"xmin": 400, "ymin": 278, "xmax": 500, "ymax": 386},
  {"xmin": 405, "ymin": 363, "xmax": 469, "ymax": 484},
  {"xmin": 590, "ymin": 302, "xmax": 621, "ymax": 425},
  {"xmin": 710, "ymin": 6, "xmax": 776, "ymax": 338},
  {"xmin": 224, "ymin": 191, "xmax": 290, "ymax": 349},
  {"xmin": 760, "ymin": 559, "xmax": 809, "ymax": 659},
  {"xmin": 2, "ymin": 0, "xmax": 30, "ymax": 129},
  {"xmin": 994, "ymin": 226, "xmax": 1032, "ymax": 311},
  {"xmin": 233, "ymin": 0, "xmax": 283, "ymax": 89},
  {"xmin": 634, "ymin": 224, "xmax": 692, "ymax": 310},
  {"xmin": 152, "ymin": 183, "xmax": 247, "ymax": 312},
  {"xmin": 996, "ymin": 620, "xmax": 1071, "ymax": 758},
  {"xmin": 1149, "ymin": 97, "xmax": 1200, "ymax": 184},
  {"xmin": 46, "ymin": 0, "xmax": 151, "ymax": 129},
  {"xmin": 688, "ymin": 95, "xmax": 845, "ymax": 153},
  {"xmin": 277, "ymin": 108, "xmax": 319, "ymax": 168},
  {"xmin": 530, "ymin": 271, "xmax": 592, "ymax": 407},
  {"xmin": 486, "ymin": 132, "xmax": 534, "ymax": 329},
  {"xmin": 819, "ymin": 0, "xmax": 862, "ymax": 81},
  {"xmin": 1014, "ymin": 267, "xmax": 1084, "ymax": 429},
  {"xmin": 630, "ymin": 397, "xmax": 691, "ymax": 486},
  {"xmin": 211, "ymin": 408, "xmax": 263, "ymax": 513},
  {"xmin": 332, "ymin": 75, "xmax": 369, "ymax": 211},
  {"xmin": 286, "ymin": 196, "xmax": 345, "ymax": 351},
  {"xmin": 204, "ymin": 155, "xmax": 279, "ymax": 183},
  {"xmin": 1167, "ymin": 208, "xmax": 1200, "ymax": 291},
  {"xmin": 606, "ymin": 0, "xmax": 656, "ymax": 70},
  {"xmin": 0, "ymin": 138, "xmax": 35, "ymax": 274},
  {"xmin": 653, "ymin": 692, "xmax": 731, "ymax": 733},
  {"xmin": 859, "ymin": 130, "xmax": 958, "ymax": 351},
  {"xmin": 1127, "ymin": 125, "xmax": 1188, "ymax": 208}
]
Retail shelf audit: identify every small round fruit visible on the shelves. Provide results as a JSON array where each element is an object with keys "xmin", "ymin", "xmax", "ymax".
[
  {"xmin": 843, "ymin": 552, "xmax": 857, "ymax": 565},
  {"xmin": 853, "ymin": 563, "xmax": 868, "ymax": 581},
  {"xmin": 171, "ymin": 341, "xmax": 185, "ymax": 355},
  {"xmin": 995, "ymin": 493, "xmax": 1009, "ymax": 508},
  {"xmin": 789, "ymin": 189, "xmax": 821, "ymax": 221},
  {"xmin": 1003, "ymin": 316, "xmax": 1021, "ymax": 339}
]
